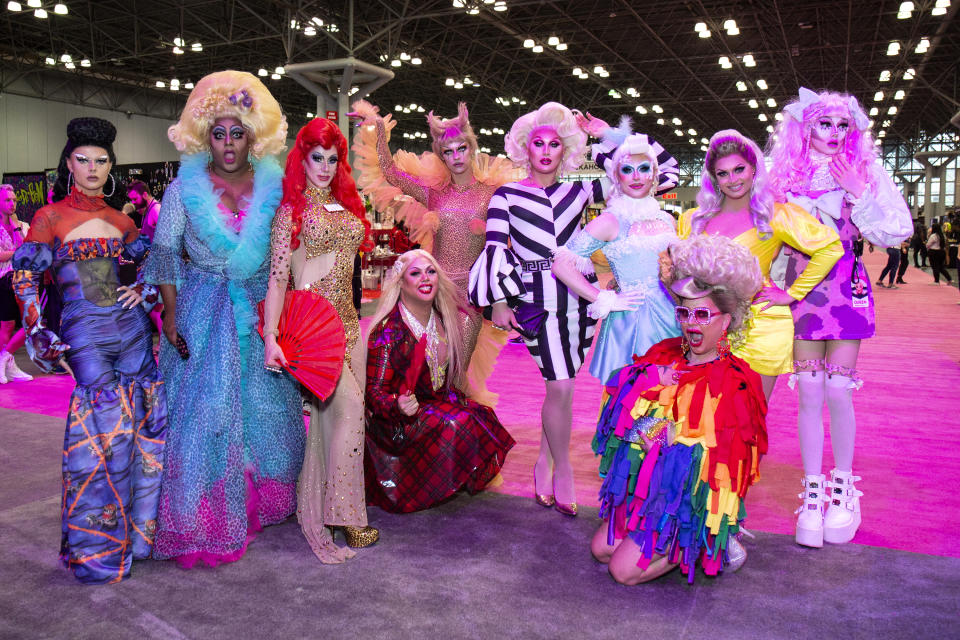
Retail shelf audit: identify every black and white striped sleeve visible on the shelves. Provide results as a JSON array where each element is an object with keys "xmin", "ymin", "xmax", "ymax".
[
  {"xmin": 468, "ymin": 187, "xmax": 526, "ymax": 307},
  {"xmin": 648, "ymin": 135, "xmax": 679, "ymax": 194}
]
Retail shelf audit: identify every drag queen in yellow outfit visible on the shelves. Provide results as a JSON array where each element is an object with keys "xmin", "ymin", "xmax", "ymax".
[{"xmin": 674, "ymin": 130, "xmax": 842, "ymax": 399}]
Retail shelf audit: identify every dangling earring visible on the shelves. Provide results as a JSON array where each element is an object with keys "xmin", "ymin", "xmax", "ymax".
[
  {"xmin": 716, "ymin": 330, "xmax": 731, "ymax": 357},
  {"xmin": 67, "ymin": 172, "xmax": 74, "ymax": 193},
  {"xmin": 103, "ymin": 174, "xmax": 116, "ymax": 198},
  {"xmin": 681, "ymin": 336, "xmax": 690, "ymax": 355}
]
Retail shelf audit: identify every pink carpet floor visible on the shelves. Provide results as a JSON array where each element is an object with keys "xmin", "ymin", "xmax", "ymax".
[{"xmin": 2, "ymin": 249, "xmax": 958, "ymax": 557}]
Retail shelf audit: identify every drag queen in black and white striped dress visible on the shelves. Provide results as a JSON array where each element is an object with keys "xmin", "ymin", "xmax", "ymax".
[{"xmin": 468, "ymin": 103, "xmax": 676, "ymax": 515}]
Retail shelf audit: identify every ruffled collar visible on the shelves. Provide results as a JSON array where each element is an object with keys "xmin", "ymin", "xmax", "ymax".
[
  {"xmin": 807, "ymin": 149, "xmax": 834, "ymax": 166},
  {"xmin": 605, "ymin": 193, "xmax": 671, "ymax": 225},
  {"xmin": 399, "ymin": 301, "xmax": 446, "ymax": 390},
  {"xmin": 67, "ymin": 187, "xmax": 108, "ymax": 211}
]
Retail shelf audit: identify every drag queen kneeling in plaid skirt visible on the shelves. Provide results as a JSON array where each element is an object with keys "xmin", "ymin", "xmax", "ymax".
[{"xmin": 364, "ymin": 250, "xmax": 515, "ymax": 513}]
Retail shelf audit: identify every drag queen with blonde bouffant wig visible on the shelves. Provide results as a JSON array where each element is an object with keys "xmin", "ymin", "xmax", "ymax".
[
  {"xmin": 263, "ymin": 117, "xmax": 380, "ymax": 562},
  {"xmin": 144, "ymin": 70, "xmax": 305, "ymax": 568},
  {"xmin": 469, "ymin": 102, "xmax": 619, "ymax": 516},
  {"xmin": 365, "ymin": 250, "xmax": 515, "ymax": 513},
  {"xmin": 591, "ymin": 234, "xmax": 767, "ymax": 584}
]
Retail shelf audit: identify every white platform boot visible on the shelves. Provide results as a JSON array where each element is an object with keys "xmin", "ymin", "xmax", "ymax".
[
  {"xmin": 3, "ymin": 351, "xmax": 33, "ymax": 382},
  {"xmin": 795, "ymin": 474, "xmax": 827, "ymax": 548},
  {"xmin": 823, "ymin": 469, "xmax": 862, "ymax": 544}
]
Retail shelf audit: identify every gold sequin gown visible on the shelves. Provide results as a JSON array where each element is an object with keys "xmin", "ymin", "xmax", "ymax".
[
  {"xmin": 270, "ymin": 187, "xmax": 368, "ymax": 563},
  {"xmin": 375, "ymin": 120, "xmax": 508, "ymax": 404}
]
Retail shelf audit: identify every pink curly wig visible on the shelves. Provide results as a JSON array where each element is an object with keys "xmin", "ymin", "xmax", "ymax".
[
  {"xmin": 766, "ymin": 90, "xmax": 877, "ymax": 199},
  {"xmin": 281, "ymin": 118, "xmax": 373, "ymax": 252},
  {"xmin": 692, "ymin": 129, "xmax": 774, "ymax": 239},
  {"xmin": 504, "ymin": 102, "xmax": 586, "ymax": 176}
]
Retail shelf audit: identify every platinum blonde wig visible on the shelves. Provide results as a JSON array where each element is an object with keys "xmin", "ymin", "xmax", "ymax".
[
  {"xmin": 504, "ymin": 102, "xmax": 587, "ymax": 175},
  {"xmin": 668, "ymin": 233, "xmax": 762, "ymax": 332},
  {"xmin": 369, "ymin": 249, "xmax": 467, "ymax": 388},
  {"xmin": 608, "ymin": 133, "xmax": 659, "ymax": 197},
  {"xmin": 168, "ymin": 70, "xmax": 288, "ymax": 159}
]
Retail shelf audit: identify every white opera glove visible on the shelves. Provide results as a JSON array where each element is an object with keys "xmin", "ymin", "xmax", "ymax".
[{"xmin": 587, "ymin": 289, "xmax": 645, "ymax": 320}]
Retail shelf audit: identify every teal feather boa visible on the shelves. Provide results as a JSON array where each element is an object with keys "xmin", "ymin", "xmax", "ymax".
[{"xmin": 178, "ymin": 152, "xmax": 282, "ymax": 365}]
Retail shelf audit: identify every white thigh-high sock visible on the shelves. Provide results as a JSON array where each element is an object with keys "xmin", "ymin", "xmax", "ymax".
[
  {"xmin": 825, "ymin": 373, "xmax": 857, "ymax": 472},
  {"xmin": 795, "ymin": 371, "xmax": 826, "ymax": 476}
]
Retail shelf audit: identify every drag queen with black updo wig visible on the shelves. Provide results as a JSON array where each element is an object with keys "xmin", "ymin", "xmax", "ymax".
[{"xmin": 12, "ymin": 117, "xmax": 167, "ymax": 584}]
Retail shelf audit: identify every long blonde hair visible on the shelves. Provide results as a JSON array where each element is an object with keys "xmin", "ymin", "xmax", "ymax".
[{"xmin": 369, "ymin": 249, "xmax": 467, "ymax": 388}]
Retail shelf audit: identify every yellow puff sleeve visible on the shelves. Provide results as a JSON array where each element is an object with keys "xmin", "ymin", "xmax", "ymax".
[
  {"xmin": 677, "ymin": 208, "xmax": 697, "ymax": 240},
  {"xmin": 771, "ymin": 203, "xmax": 843, "ymax": 301}
]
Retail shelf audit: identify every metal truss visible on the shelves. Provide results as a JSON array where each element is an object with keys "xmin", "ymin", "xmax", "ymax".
[{"xmin": 1, "ymin": 0, "xmax": 957, "ymax": 181}]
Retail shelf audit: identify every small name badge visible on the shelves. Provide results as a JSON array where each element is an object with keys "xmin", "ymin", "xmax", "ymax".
[{"xmin": 323, "ymin": 203, "xmax": 345, "ymax": 212}]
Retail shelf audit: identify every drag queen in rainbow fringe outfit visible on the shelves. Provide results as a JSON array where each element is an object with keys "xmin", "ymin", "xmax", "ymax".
[
  {"xmin": 590, "ymin": 234, "xmax": 767, "ymax": 584},
  {"xmin": 144, "ymin": 71, "xmax": 304, "ymax": 567}
]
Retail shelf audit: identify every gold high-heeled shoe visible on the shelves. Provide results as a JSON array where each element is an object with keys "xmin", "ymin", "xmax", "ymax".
[
  {"xmin": 337, "ymin": 525, "xmax": 380, "ymax": 548},
  {"xmin": 535, "ymin": 493, "xmax": 556, "ymax": 508},
  {"xmin": 554, "ymin": 501, "xmax": 578, "ymax": 517}
]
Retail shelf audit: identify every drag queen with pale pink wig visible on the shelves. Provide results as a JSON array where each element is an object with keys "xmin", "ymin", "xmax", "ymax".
[
  {"xmin": 766, "ymin": 88, "xmax": 911, "ymax": 548},
  {"xmin": 263, "ymin": 117, "xmax": 379, "ymax": 562},
  {"xmin": 350, "ymin": 100, "xmax": 516, "ymax": 407}
]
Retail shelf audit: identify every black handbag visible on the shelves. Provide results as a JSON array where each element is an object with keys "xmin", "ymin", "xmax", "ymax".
[{"xmin": 482, "ymin": 297, "xmax": 547, "ymax": 340}]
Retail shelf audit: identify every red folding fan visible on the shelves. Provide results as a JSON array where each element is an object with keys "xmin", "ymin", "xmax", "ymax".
[{"xmin": 257, "ymin": 290, "xmax": 346, "ymax": 401}]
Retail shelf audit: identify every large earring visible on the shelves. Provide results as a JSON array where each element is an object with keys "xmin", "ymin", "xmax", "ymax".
[
  {"xmin": 716, "ymin": 330, "xmax": 731, "ymax": 357},
  {"xmin": 67, "ymin": 172, "xmax": 74, "ymax": 193},
  {"xmin": 681, "ymin": 336, "xmax": 690, "ymax": 355},
  {"xmin": 103, "ymin": 174, "xmax": 116, "ymax": 197}
]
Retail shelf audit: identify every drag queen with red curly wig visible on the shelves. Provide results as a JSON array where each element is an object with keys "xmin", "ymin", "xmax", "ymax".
[{"xmin": 263, "ymin": 118, "xmax": 379, "ymax": 562}]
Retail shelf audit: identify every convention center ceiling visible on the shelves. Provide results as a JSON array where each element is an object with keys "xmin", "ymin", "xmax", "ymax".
[{"xmin": 2, "ymin": 0, "xmax": 958, "ymax": 165}]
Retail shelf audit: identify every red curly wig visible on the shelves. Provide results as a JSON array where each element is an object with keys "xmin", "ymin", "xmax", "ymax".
[{"xmin": 281, "ymin": 118, "xmax": 373, "ymax": 251}]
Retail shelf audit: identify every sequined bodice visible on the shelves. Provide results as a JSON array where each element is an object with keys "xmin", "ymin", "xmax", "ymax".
[
  {"xmin": 429, "ymin": 182, "xmax": 496, "ymax": 282},
  {"xmin": 272, "ymin": 187, "xmax": 364, "ymax": 371}
]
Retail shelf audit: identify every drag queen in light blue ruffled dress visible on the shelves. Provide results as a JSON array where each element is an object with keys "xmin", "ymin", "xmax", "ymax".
[
  {"xmin": 143, "ymin": 71, "xmax": 304, "ymax": 567},
  {"xmin": 553, "ymin": 132, "xmax": 681, "ymax": 383}
]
